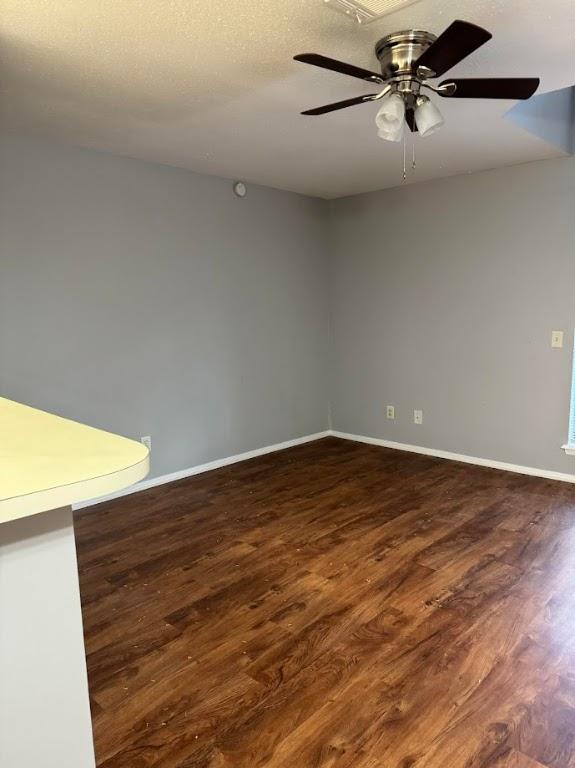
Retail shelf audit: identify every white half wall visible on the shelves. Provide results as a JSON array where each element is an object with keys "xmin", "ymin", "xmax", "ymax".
[{"xmin": 0, "ymin": 507, "xmax": 95, "ymax": 768}]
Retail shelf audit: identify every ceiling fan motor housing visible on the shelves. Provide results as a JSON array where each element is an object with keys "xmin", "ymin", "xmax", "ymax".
[{"xmin": 375, "ymin": 30, "xmax": 437, "ymax": 79}]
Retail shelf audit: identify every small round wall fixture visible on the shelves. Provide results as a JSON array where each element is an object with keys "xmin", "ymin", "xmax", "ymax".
[{"xmin": 233, "ymin": 181, "xmax": 247, "ymax": 198}]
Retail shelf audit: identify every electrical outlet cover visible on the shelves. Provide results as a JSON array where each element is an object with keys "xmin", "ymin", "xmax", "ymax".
[{"xmin": 551, "ymin": 331, "xmax": 564, "ymax": 349}]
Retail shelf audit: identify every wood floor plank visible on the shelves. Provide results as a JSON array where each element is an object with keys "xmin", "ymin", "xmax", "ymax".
[
  {"xmin": 492, "ymin": 752, "xmax": 549, "ymax": 768},
  {"xmin": 74, "ymin": 437, "xmax": 575, "ymax": 768}
]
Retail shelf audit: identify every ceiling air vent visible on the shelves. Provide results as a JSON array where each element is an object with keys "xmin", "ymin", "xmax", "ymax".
[{"xmin": 323, "ymin": 0, "xmax": 423, "ymax": 24}]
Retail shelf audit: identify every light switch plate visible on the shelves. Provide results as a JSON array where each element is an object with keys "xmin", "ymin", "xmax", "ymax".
[
  {"xmin": 551, "ymin": 331, "xmax": 564, "ymax": 349},
  {"xmin": 414, "ymin": 410, "xmax": 423, "ymax": 425}
]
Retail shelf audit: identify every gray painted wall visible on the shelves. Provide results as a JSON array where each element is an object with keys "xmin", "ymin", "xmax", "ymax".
[
  {"xmin": 0, "ymin": 134, "xmax": 330, "ymax": 479},
  {"xmin": 329, "ymin": 157, "xmax": 575, "ymax": 474},
  {"xmin": 2, "ymin": 133, "xmax": 574, "ymax": 483}
]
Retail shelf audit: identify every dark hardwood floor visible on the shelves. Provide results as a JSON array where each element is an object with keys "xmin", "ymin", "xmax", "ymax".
[{"xmin": 75, "ymin": 437, "xmax": 575, "ymax": 768}]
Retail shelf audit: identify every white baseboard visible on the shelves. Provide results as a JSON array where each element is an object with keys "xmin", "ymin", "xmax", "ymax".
[
  {"xmin": 331, "ymin": 430, "xmax": 575, "ymax": 485},
  {"xmin": 75, "ymin": 427, "xmax": 575, "ymax": 511},
  {"xmin": 73, "ymin": 431, "xmax": 331, "ymax": 510}
]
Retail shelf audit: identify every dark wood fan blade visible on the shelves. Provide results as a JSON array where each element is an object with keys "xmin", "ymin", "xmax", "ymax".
[
  {"xmin": 405, "ymin": 108, "xmax": 418, "ymax": 132},
  {"xmin": 439, "ymin": 78, "xmax": 540, "ymax": 99},
  {"xmin": 294, "ymin": 53, "xmax": 383, "ymax": 83},
  {"xmin": 415, "ymin": 20, "xmax": 492, "ymax": 77},
  {"xmin": 302, "ymin": 94, "xmax": 378, "ymax": 115}
]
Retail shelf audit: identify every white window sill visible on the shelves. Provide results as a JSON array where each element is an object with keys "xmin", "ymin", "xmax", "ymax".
[{"xmin": 562, "ymin": 444, "xmax": 575, "ymax": 456}]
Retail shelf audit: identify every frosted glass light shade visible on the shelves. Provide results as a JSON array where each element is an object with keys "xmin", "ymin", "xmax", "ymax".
[
  {"xmin": 375, "ymin": 93, "xmax": 405, "ymax": 142},
  {"xmin": 414, "ymin": 97, "xmax": 444, "ymax": 137}
]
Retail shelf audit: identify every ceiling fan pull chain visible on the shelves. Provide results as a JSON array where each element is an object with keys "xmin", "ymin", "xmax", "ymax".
[
  {"xmin": 402, "ymin": 131, "xmax": 407, "ymax": 182},
  {"xmin": 412, "ymin": 138, "xmax": 416, "ymax": 170}
]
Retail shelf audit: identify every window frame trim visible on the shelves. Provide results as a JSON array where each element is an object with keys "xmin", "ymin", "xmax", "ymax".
[{"xmin": 562, "ymin": 330, "xmax": 575, "ymax": 455}]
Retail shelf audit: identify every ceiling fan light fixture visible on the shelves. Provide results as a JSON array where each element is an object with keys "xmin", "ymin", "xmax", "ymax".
[
  {"xmin": 414, "ymin": 95, "xmax": 444, "ymax": 137},
  {"xmin": 375, "ymin": 93, "xmax": 405, "ymax": 142}
]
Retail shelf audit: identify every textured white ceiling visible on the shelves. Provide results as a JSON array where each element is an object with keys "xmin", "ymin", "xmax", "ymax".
[{"xmin": 1, "ymin": 0, "xmax": 574, "ymax": 198}]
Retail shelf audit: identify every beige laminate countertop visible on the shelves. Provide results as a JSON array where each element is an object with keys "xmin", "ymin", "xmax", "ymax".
[{"xmin": 0, "ymin": 398, "xmax": 149, "ymax": 524}]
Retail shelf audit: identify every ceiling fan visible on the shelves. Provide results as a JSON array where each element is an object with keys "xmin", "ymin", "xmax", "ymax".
[{"xmin": 294, "ymin": 20, "xmax": 540, "ymax": 141}]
